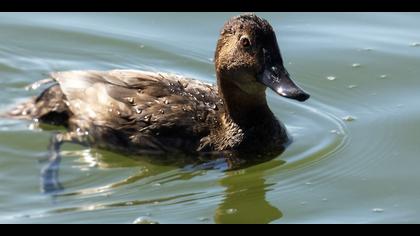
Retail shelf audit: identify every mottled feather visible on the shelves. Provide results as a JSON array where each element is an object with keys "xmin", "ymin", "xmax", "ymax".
[{"xmin": 46, "ymin": 70, "xmax": 224, "ymax": 154}]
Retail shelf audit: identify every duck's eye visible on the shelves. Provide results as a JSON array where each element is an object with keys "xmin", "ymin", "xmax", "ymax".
[{"xmin": 240, "ymin": 36, "xmax": 251, "ymax": 48}]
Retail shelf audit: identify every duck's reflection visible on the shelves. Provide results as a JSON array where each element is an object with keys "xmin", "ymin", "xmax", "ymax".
[
  {"xmin": 40, "ymin": 148, "xmax": 285, "ymax": 224},
  {"xmin": 214, "ymin": 158, "xmax": 284, "ymax": 224},
  {"xmin": 40, "ymin": 149, "xmax": 63, "ymax": 194}
]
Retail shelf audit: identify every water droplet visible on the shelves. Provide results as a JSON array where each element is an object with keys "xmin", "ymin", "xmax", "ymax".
[
  {"xmin": 159, "ymin": 109, "xmax": 165, "ymax": 114},
  {"xmin": 226, "ymin": 209, "xmax": 238, "ymax": 215},
  {"xmin": 135, "ymin": 108, "xmax": 142, "ymax": 114},
  {"xmin": 352, "ymin": 63, "xmax": 361, "ymax": 68},
  {"xmin": 410, "ymin": 42, "xmax": 420, "ymax": 47},
  {"xmin": 348, "ymin": 85, "xmax": 358, "ymax": 89},
  {"xmin": 144, "ymin": 115, "xmax": 151, "ymax": 122},
  {"xmin": 199, "ymin": 217, "xmax": 210, "ymax": 222},
  {"xmin": 28, "ymin": 123, "xmax": 37, "ymax": 130},
  {"xmin": 127, "ymin": 97, "xmax": 135, "ymax": 104},
  {"xmin": 164, "ymin": 100, "xmax": 169, "ymax": 105},
  {"xmin": 326, "ymin": 76, "xmax": 336, "ymax": 81},
  {"xmin": 372, "ymin": 208, "xmax": 384, "ymax": 213},
  {"xmin": 76, "ymin": 128, "xmax": 83, "ymax": 136},
  {"xmin": 342, "ymin": 115, "xmax": 356, "ymax": 122},
  {"xmin": 76, "ymin": 128, "xmax": 89, "ymax": 136},
  {"xmin": 330, "ymin": 129, "xmax": 340, "ymax": 135},
  {"xmin": 133, "ymin": 217, "xmax": 159, "ymax": 224},
  {"xmin": 380, "ymin": 74, "xmax": 388, "ymax": 79},
  {"xmin": 108, "ymin": 108, "xmax": 113, "ymax": 113},
  {"xmin": 116, "ymin": 111, "xmax": 121, "ymax": 116},
  {"xmin": 25, "ymin": 79, "xmax": 52, "ymax": 91}
]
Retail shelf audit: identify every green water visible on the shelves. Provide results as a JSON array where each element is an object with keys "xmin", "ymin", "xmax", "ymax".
[{"xmin": 0, "ymin": 13, "xmax": 419, "ymax": 224}]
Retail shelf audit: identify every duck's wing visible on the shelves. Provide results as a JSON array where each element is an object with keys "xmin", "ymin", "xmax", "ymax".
[{"xmin": 49, "ymin": 69, "xmax": 222, "ymax": 153}]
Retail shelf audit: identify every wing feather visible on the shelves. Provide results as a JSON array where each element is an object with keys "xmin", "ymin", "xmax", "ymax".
[{"xmin": 49, "ymin": 69, "xmax": 222, "ymax": 153}]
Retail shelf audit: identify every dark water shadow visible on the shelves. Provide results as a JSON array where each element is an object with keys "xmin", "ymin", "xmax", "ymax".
[{"xmin": 39, "ymin": 137, "xmax": 286, "ymax": 223}]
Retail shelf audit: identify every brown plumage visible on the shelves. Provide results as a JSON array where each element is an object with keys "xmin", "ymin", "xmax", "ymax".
[{"xmin": 7, "ymin": 13, "xmax": 310, "ymax": 158}]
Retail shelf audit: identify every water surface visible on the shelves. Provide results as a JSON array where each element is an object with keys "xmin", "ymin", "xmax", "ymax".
[{"xmin": 0, "ymin": 13, "xmax": 419, "ymax": 223}]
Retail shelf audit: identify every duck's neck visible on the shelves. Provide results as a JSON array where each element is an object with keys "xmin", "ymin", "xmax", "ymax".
[{"xmin": 217, "ymin": 77, "xmax": 275, "ymax": 128}]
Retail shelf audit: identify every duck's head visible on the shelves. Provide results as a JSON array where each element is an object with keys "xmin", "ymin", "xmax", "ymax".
[{"xmin": 215, "ymin": 14, "xmax": 310, "ymax": 102}]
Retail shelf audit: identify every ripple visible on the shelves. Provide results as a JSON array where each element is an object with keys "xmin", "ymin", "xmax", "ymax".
[
  {"xmin": 0, "ymin": 61, "xmax": 21, "ymax": 73},
  {"xmin": 271, "ymin": 99, "xmax": 349, "ymax": 171},
  {"xmin": 46, "ymin": 192, "xmax": 202, "ymax": 215}
]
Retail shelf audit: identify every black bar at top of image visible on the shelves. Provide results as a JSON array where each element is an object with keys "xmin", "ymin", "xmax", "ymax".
[{"xmin": 0, "ymin": 0, "xmax": 417, "ymax": 12}]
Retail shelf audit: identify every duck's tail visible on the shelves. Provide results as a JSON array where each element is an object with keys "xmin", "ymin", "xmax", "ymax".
[
  {"xmin": 5, "ymin": 98, "xmax": 38, "ymax": 120},
  {"xmin": 4, "ymin": 78, "xmax": 54, "ymax": 120},
  {"xmin": 4, "ymin": 79, "xmax": 71, "ymax": 126}
]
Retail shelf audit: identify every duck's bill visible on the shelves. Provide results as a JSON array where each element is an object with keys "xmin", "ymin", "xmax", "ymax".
[{"xmin": 259, "ymin": 67, "xmax": 310, "ymax": 102}]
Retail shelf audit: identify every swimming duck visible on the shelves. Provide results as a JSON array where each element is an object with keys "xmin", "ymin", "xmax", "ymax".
[{"xmin": 8, "ymin": 13, "xmax": 310, "ymax": 157}]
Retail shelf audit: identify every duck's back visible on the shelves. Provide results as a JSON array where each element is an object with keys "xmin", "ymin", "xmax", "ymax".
[{"xmin": 13, "ymin": 70, "xmax": 224, "ymax": 154}]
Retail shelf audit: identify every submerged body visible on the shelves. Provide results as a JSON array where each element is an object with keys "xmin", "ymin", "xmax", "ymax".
[{"xmin": 8, "ymin": 14, "xmax": 309, "ymax": 157}]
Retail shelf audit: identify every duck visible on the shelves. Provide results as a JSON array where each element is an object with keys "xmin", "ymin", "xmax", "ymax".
[{"xmin": 7, "ymin": 13, "xmax": 310, "ymax": 158}]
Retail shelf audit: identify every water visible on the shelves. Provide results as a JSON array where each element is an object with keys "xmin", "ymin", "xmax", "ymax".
[{"xmin": 0, "ymin": 13, "xmax": 419, "ymax": 224}]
